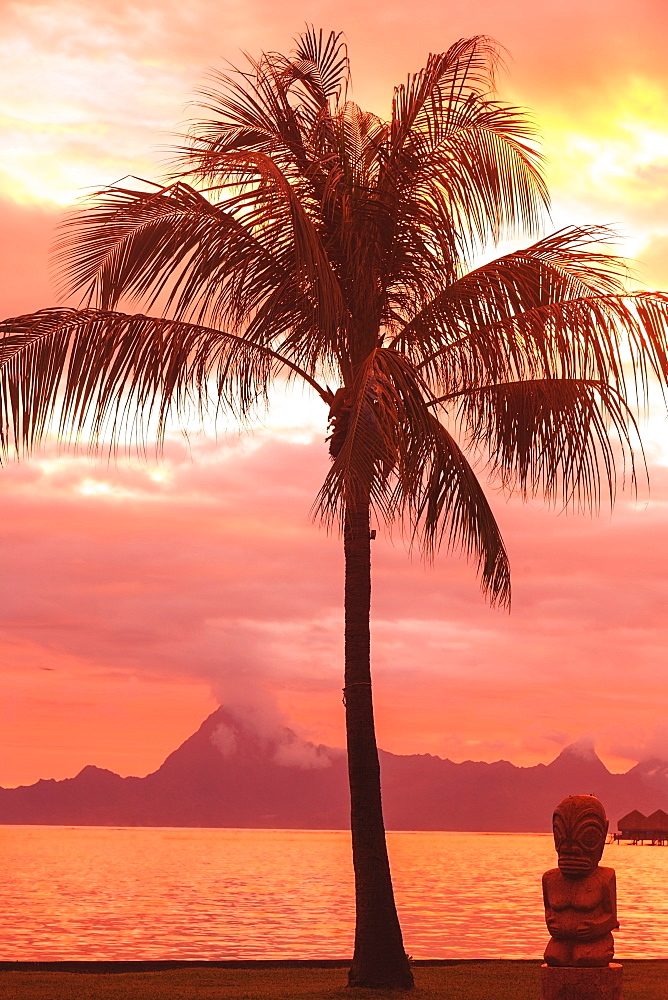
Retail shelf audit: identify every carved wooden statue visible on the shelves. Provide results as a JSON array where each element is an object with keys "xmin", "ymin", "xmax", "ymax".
[{"xmin": 542, "ymin": 794, "xmax": 618, "ymax": 967}]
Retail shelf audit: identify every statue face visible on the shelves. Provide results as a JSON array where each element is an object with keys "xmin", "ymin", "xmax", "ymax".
[{"xmin": 553, "ymin": 795, "xmax": 608, "ymax": 879}]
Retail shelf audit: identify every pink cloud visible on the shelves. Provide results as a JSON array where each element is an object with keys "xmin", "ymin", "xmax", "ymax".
[
  {"xmin": 2, "ymin": 431, "xmax": 668, "ymax": 785},
  {"xmin": 0, "ymin": 198, "xmax": 59, "ymax": 316}
]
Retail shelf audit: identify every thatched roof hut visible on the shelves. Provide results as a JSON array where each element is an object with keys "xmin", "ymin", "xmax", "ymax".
[
  {"xmin": 645, "ymin": 809, "xmax": 668, "ymax": 833},
  {"xmin": 617, "ymin": 810, "xmax": 647, "ymax": 834},
  {"xmin": 617, "ymin": 808, "xmax": 668, "ymax": 842}
]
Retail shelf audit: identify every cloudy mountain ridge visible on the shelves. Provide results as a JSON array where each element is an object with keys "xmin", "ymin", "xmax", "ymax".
[{"xmin": 2, "ymin": 707, "xmax": 666, "ymax": 831}]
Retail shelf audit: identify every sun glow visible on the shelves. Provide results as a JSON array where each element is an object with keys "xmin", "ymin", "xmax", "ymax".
[
  {"xmin": 543, "ymin": 77, "xmax": 668, "ymax": 224},
  {"xmin": 78, "ymin": 478, "xmax": 114, "ymax": 497}
]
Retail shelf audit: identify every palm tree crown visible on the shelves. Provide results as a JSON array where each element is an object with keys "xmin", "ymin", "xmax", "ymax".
[
  {"xmin": 2, "ymin": 28, "xmax": 668, "ymax": 988},
  {"xmin": 3, "ymin": 32, "xmax": 667, "ymax": 591}
]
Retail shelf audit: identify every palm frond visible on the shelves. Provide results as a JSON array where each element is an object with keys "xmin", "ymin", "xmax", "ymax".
[
  {"xmin": 390, "ymin": 36, "xmax": 502, "ymax": 147},
  {"xmin": 380, "ymin": 36, "xmax": 547, "ymax": 272},
  {"xmin": 186, "ymin": 51, "xmax": 309, "ymax": 172},
  {"xmin": 57, "ymin": 180, "xmax": 290, "ymax": 320},
  {"xmin": 316, "ymin": 348, "xmax": 510, "ymax": 604},
  {"xmin": 408, "ymin": 413, "xmax": 511, "ymax": 605},
  {"xmin": 180, "ymin": 31, "xmax": 347, "ymax": 188},
  {"xmin": 0, "ymin": 309, "xmax": 327, "ymax": 456},
  {"xmin": 439, "ymin": 377, "xmax": 642, "ymax": 510},
  {"xmin": 57, "ymin": 171, "xmax": 349, "ymax": 366},
  {"xmin": 395, "ymin": 227, "xmax": 668, "ymax": 406},
  {"xmin": 289, "ymin": 27, "xmax": 350, "ymax": 108},
  {"xmin": 422, "ymin": 291, "xmax": 668, "ymax": 408},
  {"xmin": 398, "ymin": 226, "xmax": 629, "ymax": 355},
  {"xmin": 317, "ymin": 352, "xmax": 397, "ymax": 515}
]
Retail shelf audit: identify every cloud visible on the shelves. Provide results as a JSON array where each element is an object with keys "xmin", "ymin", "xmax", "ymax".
[
  {"xmin": 610, "ymin": 724, "xmax": 668, "ymax": 764},
  {"xmin": 563, "ymin": 736, "xmax": 598, "ymax": 761},
  {"xmin": 3, "ymin": 0, "xmax": 668, "ymax": 213},
  {"xmin": 2, "ymin": 429, "xmax": 668, "ymax": 784},
  {"xmin": 636, "ymin": 234, "xmax": 668, "ymax": 288},
  {"xmin": 210, "ymin": 696, "xmax": 333, "ymax": 769},
  {"xmin": 272, "ymin": 738, "xmax": 332, "ymax": 770},
  {"xmin": 3, "ymin": 0, "xmax": 667, "ymax": 296},
  {"xmin": 211, "ymin": 722, "xmax": 237, "ymax": 758},
  {"xmin": 0, "ymin": 197, "xmax": 60, "ymax": 316},
  {"xmin": 543, "ymin": 731, "xmax": 572, "ymax": 748}
]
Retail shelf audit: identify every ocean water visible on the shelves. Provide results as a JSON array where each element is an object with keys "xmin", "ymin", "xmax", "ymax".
[{"xmin": 1, "ymin": 826, "xmax": 667, "ymax": 960}]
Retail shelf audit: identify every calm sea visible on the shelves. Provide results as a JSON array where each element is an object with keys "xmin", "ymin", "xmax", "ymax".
[{"xmin": 1, "ymin": 827, "xmax": 666, "ymax": 960}]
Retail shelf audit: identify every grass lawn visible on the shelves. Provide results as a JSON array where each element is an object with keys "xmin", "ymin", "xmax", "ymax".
[{"xmin": 0, "ymin": 961, "xmax": 666, "ymax": 1000}]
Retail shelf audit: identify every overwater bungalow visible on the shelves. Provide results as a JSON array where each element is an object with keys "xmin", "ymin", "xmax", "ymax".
[{"xmin": 617, "ymin": 809, "xmax": 668, "ymax": 844}]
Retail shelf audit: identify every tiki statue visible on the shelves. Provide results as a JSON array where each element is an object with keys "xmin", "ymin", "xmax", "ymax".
[{"xmin": 542, "ymin": 794, "xmax": 618, "ymax": 967}]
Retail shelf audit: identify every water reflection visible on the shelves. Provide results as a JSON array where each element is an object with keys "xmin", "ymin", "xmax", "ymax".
[{"xmin": 1, "ymin": 827, "xmax": 665, "ymax": 960}]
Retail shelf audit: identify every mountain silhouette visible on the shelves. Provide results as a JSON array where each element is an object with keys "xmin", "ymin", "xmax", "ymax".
[{"xmin": 2, "ymin": 707, "xmax": 667, "ymax": 830}]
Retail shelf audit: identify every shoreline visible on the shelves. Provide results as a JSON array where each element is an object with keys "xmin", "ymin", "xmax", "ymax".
[
  {"xmin": 0, "ymin": 959, "xmax": 540, "ymax": 972},
  {"xmin": 1, "ymin": 960, "xmax": 666, "ymax": 1000},
  {"xmin": 1, "ymin": 957, "xmax": 664, "ymax": 970}
]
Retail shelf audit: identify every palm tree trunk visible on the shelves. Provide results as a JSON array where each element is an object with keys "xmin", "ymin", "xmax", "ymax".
[{"xmin": 344, "ymin": 495, "xmax": 414, "ymax": 989}]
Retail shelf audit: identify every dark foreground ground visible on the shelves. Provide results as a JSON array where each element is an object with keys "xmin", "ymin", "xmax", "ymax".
[{"xmin": 0, "ymin": 961, "xmax": 666, "ymax": 1000}]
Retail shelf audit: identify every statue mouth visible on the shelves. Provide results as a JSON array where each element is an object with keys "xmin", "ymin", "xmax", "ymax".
[{"xmin": 558, "ymin": 857, "xmax": 592, "ymax": 874}]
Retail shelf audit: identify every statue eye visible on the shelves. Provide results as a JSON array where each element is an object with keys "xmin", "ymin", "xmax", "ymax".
[
  {"xmin": 578, "ymin": 824, "xmax": 603, "ymax": 849},
  {"xmin": 553, "ymin": 817, "xmax": 566, "ymax": 840}
]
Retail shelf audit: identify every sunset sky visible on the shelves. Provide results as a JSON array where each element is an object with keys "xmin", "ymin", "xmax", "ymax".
[{"xmin": 2, "ymin": 0, "xmax": 668, "ymax": 789}]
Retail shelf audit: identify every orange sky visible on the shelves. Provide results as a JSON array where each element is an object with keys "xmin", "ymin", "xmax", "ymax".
[{"xmin": 2, "ymin": 0, "xmax": 668, "ymax": 787}]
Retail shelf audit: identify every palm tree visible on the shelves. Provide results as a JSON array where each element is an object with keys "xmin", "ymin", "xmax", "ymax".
[{"xmin": 2, "ymin": 28, "xmax": 668, "ymax": 989}]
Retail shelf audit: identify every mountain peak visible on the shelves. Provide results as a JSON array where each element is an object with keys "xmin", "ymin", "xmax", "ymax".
[
  {"xmin": 551, "ymin": 739, "xmax": 605, "ymax": 767},
  {"xmin": 74, "ymin": 764, "xmax": 123, "ymax": 782},
  {"xmin": 155, "ymin": 704, "xmax": 339, "ymax": 779}
]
